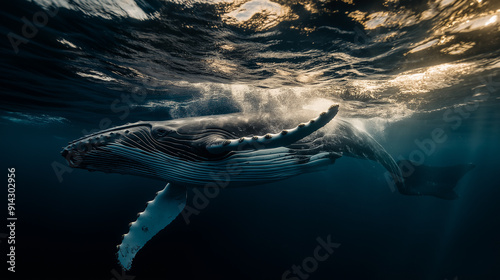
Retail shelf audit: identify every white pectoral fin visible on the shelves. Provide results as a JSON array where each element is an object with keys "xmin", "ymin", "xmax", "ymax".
[
  {"xmin": 206, "ymin": 104, "xmax": 339, "ymax": 154},
  {"xmin": 117, "ymin": 183, "xmax": 186, "ymax": 270}
]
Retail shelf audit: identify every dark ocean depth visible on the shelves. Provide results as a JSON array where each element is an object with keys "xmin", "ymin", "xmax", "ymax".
[{"xmin": 1, "ymin": 0, "xmax": 500, "ymax": 279}]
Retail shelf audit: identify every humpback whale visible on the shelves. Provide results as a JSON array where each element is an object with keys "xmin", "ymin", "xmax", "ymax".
[{"xmin": 61, "ymin": 105, "xmax": 474, "ymax": 270}]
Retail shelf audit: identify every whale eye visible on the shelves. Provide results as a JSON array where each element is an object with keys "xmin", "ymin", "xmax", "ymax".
[{"xmin": 153, "ymin": 127, "xmax": 172, "ymax": 137}]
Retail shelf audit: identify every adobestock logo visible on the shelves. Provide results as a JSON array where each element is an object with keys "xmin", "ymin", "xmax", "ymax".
[{"xmin": 282, "ymin": 235, "xmax": 341, "ymax": 280}]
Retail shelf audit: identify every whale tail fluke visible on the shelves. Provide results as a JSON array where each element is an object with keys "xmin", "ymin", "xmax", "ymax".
[{"xmin": 397, "ymin": 160, "xmax": 475, "ymax": 200}]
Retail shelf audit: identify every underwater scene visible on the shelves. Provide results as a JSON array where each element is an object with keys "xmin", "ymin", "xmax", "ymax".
[{"xmin": 1, "ymin": 0, "xmax": 500, "ymax": 279}]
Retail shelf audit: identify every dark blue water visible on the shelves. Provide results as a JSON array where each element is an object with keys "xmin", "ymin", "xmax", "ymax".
[{"xmin": 1, "ymin": 0, "xmax": 500, "ymax": 279}]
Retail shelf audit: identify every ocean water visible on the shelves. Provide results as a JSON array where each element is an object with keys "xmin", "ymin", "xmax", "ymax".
[{"xmin": 1, "ymin": 0, "xmax": 500, "ymax": 279}]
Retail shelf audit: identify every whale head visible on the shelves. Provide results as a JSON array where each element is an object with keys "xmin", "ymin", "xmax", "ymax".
[{"xmin": 60, "ymin": 120, "xmax": 232, "ymax": 178}]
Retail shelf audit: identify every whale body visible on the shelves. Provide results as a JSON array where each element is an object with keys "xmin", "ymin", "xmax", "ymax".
[{"xmin": 61, "ymin": 105, "xmax": 474, "ymax": 270}]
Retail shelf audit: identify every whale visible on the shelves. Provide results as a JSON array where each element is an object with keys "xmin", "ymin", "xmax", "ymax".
[{"xmin": 61, "ymin": 104, "xmax": 474, "ymax": 270}]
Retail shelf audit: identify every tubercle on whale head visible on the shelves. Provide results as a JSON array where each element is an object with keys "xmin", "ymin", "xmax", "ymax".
[
  {"xmin": 60, "ymin": 122, "xmax": 153, "ymax": 169},
  {"xmin": 60, "ymin": 121, "xmax": 188, "ymax": 175}
]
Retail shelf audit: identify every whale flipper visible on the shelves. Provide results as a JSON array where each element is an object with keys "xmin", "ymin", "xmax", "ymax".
[
  {"xmin": 398, "ymin": 160, "xmax": 475, "ymax": 199},
  {"xmin": 206, "ymin": 104, "xmax": 339, "ymax": 154},
  {"xmin": 117, "ymin": 183, "xmax": 186, "ymax": 270}
]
